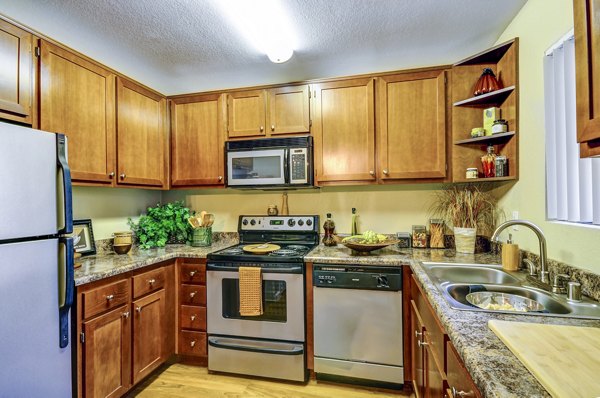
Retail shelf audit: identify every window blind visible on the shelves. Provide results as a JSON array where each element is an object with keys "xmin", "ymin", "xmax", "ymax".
[{"xmin": 544, "ymin": 33, "xmax": 600, "ymax": 226}]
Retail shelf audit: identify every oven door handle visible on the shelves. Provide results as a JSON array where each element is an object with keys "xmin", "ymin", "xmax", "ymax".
[
  {"xmin": 208, "ymin": 336, "xmax": 304, "ymax": 356},
  {"xmin": 207, "ymin": 264, "xmax": 303, "ymax": 273}
]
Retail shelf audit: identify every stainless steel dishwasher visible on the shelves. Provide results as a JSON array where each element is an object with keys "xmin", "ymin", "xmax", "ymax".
[{"xmin": 313, "ymin": 264, "xmax": 404, "ymax": 387}]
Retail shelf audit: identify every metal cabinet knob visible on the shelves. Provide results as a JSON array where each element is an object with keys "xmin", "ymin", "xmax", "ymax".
[
  {"xmin": 369, "ymin": 170, "xmax": 375, "ymax": 176},
  {"xmin": 417, "ymin": 339, "xmax": 428, "ymax": 347},
  {"xmin": 189, "ymin": 291, "xmax": 197, "ymax": 298},
  {"xmin": 148, "ymin": 278, "xmax": 156, "ymax": 285},
  {"xmin": 218, "ymin": 176, "xmax": 223, "ymax": 181},
  {"xmin": 415, "ymin": 330, "xmax": 423, "ymax": 338},
  {"xmin": 271, "ymin": 125, "xmax": 275, "ymax": 131},
  {"xmin": 108, "ymin": 172, "xmax": 115, "ymax": 178},
  {"xmin": 190, "ymin": 315, "xmax": 196, "ymax": 322},
  {"xmin": 260, "ymin": 126, "xmax": 264, "ymax": 132},
  {"xmin": 122, "ymin": 311, "xmax": 129, "ymax": 319},
  {"xmin": 106, "ymin": 294, "xmax": 114, "ymax": 301},
  {"xmin": 189, "ymin": 270, "xmax": 197, "ymax": 277},
  {"xmin": 120, "ymin": 173, "xmax": 126, "ymax": 179},
  {"xmin": 452, "ymin": 386, "xmax": 474, "ymax": 397},
  {"xmin": 190, "ymin": 340, "xmax": 196, "ymax": 348},
  {"xmin": 135, "ymin": 306, "xmax": 142, "ymax": 313},
  {"xmin": 383, "ymin": 169, "xmax": 389, "ymax": 175}
]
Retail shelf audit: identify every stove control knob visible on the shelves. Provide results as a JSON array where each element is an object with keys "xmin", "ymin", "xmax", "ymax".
[
  {"xmin": 298, "ymin": 219, "xmax": 304, "ymax": 226},
  {"xmin": 288, "ymin": 219, "xmax": 296, "ymax": 227},
  {"xmin": 250, "ymin": 219, "xmax": 256, "ymax": 226},
  {"xmin": 242, "ymin": 219, "xmax": 249, "ymax": 226},
  {"xmin": 306, "ymin": 219, "xmax": 313, "ymax": 226},
  {"xmin": 376, "ymin": 275, "xmax": 389, "ymax": 288}
]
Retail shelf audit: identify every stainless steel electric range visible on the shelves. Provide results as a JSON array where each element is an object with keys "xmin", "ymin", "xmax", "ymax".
[{"xmin": 206, "ymin": 215, "xmax": 320, "ymax": 382}]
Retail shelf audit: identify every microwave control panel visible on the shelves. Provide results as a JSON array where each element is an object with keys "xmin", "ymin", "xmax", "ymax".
[{"xmin": 289, "ymin": 148, "xmax": 308, "ymax": 184}]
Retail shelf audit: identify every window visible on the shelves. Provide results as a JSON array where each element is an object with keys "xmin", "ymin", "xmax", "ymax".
[{"xmin": 545, "ymin": 31, "xmax": 600, "ymax": 225}]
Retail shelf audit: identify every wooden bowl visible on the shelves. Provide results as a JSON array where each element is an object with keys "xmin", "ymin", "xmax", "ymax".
[
  {"xmin": 341, "ymin": 239, "xmax": 400, "ymax": 253},
  {"xmin": 113, "ymin": 244, "xmax": 132, "ymax": 255}
]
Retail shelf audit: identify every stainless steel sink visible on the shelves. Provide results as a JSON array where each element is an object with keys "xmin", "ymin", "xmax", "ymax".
[{"xmin": 420, "ymin": 262, "xmax": 600, "ymax": 320}]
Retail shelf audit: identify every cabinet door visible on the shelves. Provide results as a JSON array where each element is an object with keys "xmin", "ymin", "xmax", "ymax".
[
  {"xmin": 312, "ymin": 78, "xmax": 376, "ymax": 183},
  {"xmin": 575, "ymin": 0, "xmax": 600, "ymax": 155},
  {"xmin": 171, "ymin": 94, "xmax": 225, "ymax": 186},
  {"xmin": 227, "ymin": 89, "xmax": 266, "ymax": 138},
  {"xmin": 267, "ymin": 85, "xmax": 310, "ymax": 135},
  {"xmin": 40, "ymin": 40, "xmax": 116, "ymax": 185},
  {"xmin": 116, "ymin": 77, "xmax": 166, "ymax": 187},
  {"xmin": 0, "ymin": 20, "xmax": 33, "ymax": 124},
  {"xmin": 424, "ymin": 343, "xmax": 445, "ymax": 398},
  {"xmin": 83, "ymin": 305, "xmax": 131, "ymax": 398},
  {"xmin": 411, "ymin": 301, "xmax": 426, "ymax": 398},
  {"xmin": 378, "ymin": 71, "xmax": 446, "ymax": 179},
  {"xmin": 132, "ymin": 289, "xmax": 166, "ymax": 384},
  {"xmin": 446, "ymin": 341, "xmax": 481, "ymax": 398}
]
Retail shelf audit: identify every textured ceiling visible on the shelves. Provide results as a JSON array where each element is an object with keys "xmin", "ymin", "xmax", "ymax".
[{"xmin": 0, "ymin": 0, "xmax": 527, "ymax": 95}]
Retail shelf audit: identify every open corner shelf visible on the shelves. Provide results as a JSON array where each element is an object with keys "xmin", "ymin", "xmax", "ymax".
[
  {"xmin": 453, "ymin": 176, "xmax": 517, "ymax": 184},
  {"xmin": 454, "ymin": 131, "xmax": 516, "ymax": 145},
  {"xmin": 453, "ymin": 86, "xmax": 515, "ymax": 107}
]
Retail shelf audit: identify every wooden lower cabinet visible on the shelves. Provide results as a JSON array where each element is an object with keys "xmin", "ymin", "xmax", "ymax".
[
  {"xmin": 132, "ymin": 289, "xmax": 166, "ymax": 384},
  {"xmin": 446, "ymin": 341, "xmax": 481, "ymax": 398},
  {"xmin": 82, "ymin": 305, "xmax": 131, "ymax": 398}
]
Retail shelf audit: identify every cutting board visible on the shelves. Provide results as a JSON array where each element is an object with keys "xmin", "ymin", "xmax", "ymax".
[
  {"xmin": 242, "ymin": 243, "xmax": 280, "ymax": 254},
  {"xmin": 488, "ymin": 320, "xmax": 600, "ymax": 398}
]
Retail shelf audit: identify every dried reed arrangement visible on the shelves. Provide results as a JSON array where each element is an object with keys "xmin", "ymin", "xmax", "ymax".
[{"xmin": 430, "ymin": 185, "xmax": 499, "ymax": 236}]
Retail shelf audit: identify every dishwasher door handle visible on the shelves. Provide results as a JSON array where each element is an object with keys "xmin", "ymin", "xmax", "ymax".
[{"xmin": 208, "ymin": 336, "xmax": 304, "ymax": 356}]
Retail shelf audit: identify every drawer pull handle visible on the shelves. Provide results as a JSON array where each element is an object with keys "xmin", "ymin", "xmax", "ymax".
[
  {"xmin": 189, "ymin": 291, "xmax": 197, "ymax": 298},
  {"xmin": 190, "ymin": 340, "xmax": 196, "ymax": 348},
  {"xmin": 189, "ymin": 270, "xmax": 197, "ymax": 277},
  {"xmin": 122, "ymin": 311, "xmax": 129, "ymax": 319},
  {"xmin": 452, "ymin": 387, "xmax": 474, "ymax": 397},
  {"xmin": 106, "ymin": 294, "xmax": 114, "ymax": 301},
  {"xmin": 148, "ymin": 278, "xmax": 156, "ymax": 285},
  {"xmin": 417, "ymin": 339, "xmax": 428, "ymax": 347},
  {"xmin": 136, "ymin": 306, "xmax": 142, "ymax": 313},
  {"xmin": 415, "ymin": 330, "xmax": 422, "ymax": 338},
  {"xmin": 190, "ymin": 315, "xmax": 196, "ymax": 322}
]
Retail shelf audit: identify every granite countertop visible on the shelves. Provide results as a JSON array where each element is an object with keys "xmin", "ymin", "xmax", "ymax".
[
  {"xmin": 76, "ymin": 240, "xmax": 600, "ymax": 397},
  {"xmin": 307, "ymin": 243, "xmax": 600, "ymax": 398}
]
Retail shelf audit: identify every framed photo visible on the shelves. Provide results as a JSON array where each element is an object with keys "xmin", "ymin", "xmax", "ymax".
[{"xmin": 72, "ymin": 219, "xmax": 96, "ymax": 256}]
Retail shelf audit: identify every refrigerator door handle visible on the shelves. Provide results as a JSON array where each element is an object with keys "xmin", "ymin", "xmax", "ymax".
[
  {"xmin": 58, "ymin": 237, "xmax": 74, "ymax": 348},
  {"xmin": 56, "ymin": 134, "xmax": 73, "ymax": 235}
]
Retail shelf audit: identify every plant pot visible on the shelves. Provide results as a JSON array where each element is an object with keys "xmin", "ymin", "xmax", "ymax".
[{"xmin": 454, "ymin": 227, "xmax": 477, "ymax": 254}]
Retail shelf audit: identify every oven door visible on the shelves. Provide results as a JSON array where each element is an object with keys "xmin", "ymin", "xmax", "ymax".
[
  {"xmin": 207, "ymin": 264, "xmax": 304, "ymax": 342},
  {"xmin": 226, "ymin": 149, "xmax": 287, "ymax": 187}
]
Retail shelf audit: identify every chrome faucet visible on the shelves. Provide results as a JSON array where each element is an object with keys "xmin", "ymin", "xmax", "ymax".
[{"xmin": 491, "ymin": 220, "xmax": 549, "ymax": 284}]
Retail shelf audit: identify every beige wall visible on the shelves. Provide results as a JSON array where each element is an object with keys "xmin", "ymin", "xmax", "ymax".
[
  {"xmin": 73, "ymin": 187, "xmax": 161, "ymax": 240},
  {"xmin": 162, "ymin": 185, "xmax": 443, "ymax": 235},
  {"xmin": 494, "ymin": 0, "xmax": 600, "ymax": 273}
]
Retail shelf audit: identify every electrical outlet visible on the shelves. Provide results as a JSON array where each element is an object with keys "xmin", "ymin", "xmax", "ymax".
[{"xmin": 512, "ymin": 211, "xmax": 519, "ymax": 230}]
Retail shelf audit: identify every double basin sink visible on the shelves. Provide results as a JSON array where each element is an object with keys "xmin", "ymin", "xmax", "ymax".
[{"xmin": 421, "ymin": 262, "xmax": 600, "ymax": 320}]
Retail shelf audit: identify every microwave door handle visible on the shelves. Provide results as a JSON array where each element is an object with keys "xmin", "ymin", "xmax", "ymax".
[{"xmin": 284, "ymin": 149, "xmax": 290, "ymax": 184}]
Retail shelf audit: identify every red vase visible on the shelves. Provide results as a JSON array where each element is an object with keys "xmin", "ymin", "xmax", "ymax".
[{"xmin": 474, "ymin": 68, "xmax": 500, "ymax": 96}]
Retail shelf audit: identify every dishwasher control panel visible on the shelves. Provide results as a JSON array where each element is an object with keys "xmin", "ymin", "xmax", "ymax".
[{"xmin": 313, "ymin": 264, "xmax": 402, "ymax": 291}]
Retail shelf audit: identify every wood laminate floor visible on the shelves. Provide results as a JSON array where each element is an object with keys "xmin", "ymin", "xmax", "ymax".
[{"xmin": 128, "ymin": 364, "xmax": 413, "ymax": 398}]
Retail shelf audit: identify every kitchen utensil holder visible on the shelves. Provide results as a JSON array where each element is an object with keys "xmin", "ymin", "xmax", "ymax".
[{"xmin": 192, "ymin": 227, "xmax": 212, "ymax": 247}]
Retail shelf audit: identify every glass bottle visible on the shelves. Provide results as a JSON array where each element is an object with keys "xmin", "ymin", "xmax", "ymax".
[
  {"xmin": 474, "ymin": 68, "xmax": 500, "ymax": 96},
  {"xmin": 481, "ymin": 145, "xmax": 497, "ymax": 178},
  {"xmin": 322, "ymin": 213, "xmax": 337, "ymax": 246},
  {"xmin": 351, "ymin": 208, "xmax": 358, "ymax": 236}
]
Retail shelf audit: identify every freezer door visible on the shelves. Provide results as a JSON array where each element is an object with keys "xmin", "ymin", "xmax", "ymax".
[
  {"xmin": 0, "ymin": 239, "xmax": 73, "ymax": 397},
  {"xmin": 0, "ymin": 122, "xmax": 60, "ymax": 240}
]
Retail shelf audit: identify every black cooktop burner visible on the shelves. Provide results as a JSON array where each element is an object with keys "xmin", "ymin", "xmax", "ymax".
[{"xmin": 208, "ymin": 242, "xmax": 314, "ymax": 263}]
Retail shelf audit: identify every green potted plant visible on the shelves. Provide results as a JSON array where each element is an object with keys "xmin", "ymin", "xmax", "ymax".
[
  {"xmin": 430, "ymin": 185, "xmax": 499, "ymax": 253},
  {"xmin": 128, "ymin": 201, "xmax": 194, "ymax": 249}
]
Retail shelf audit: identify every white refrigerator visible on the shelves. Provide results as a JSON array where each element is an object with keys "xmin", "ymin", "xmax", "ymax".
[{"xmin": 0, "ymin": 121, "xmax": 74, "ymax": 397}]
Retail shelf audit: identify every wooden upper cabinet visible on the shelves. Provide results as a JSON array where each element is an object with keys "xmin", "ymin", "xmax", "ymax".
[
  {"xmin": 574, "ymin": 0, "xmax": 600, "ymax": 157},
  {"xmin": 378, "ymin": 70, "xmax": 447, "ymax": 180},
  {"xmin": 83, "ymin": 305, "xmax": 131, "ymax": 398},
  {"xmin": 227, "ymin": 89, "xmax": 266, "ymax": 138},
  {"xmin": 267, "ymin": 85, "xmax": 310, "ymax": 135},
  {"xmin": 0, "ymin": 20, "xmax": 34, "ymax": 124},
  {"xmin": 170, "ymin": 93, "xmax": 226, "ymax": 187},
  {"xmin": 40, "ymin": 40, "xmax": 116, "ymax": 185},
  {"xmin": 116, "ymin": 77, "xmax": 167, "ymax": 188},
  {"xmin": 132, "ymin": 289, "xmax": 166, "ymax": 384},
  {"xmin": 312, "ymin": 78, "xmax": 376, "ymax": 184}
]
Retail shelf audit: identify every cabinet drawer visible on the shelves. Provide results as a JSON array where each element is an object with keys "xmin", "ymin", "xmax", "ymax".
[
  {"xmin": 82, "ymin": 279, "xmax": 129, "ymax": 319},
  {"xmin": 180, "ymin": 305, "xmax": 206, "ymax": 331},
  {"xmin": 179, "ymin": 331, "xmax": 207, "ymax": 356},
  {"xmin": 132, "ymin": 267, "xmax": 165, "ymax": 299},
  {"xmin": 412, "ymin": 275, "xmax": 445, "ymax": 364},
  {"xmin": 180, "ymin": 284, "xmax": 206, "ymax": 306},
  {"xmin": 446, "ymin": 341, "xmax": 481, "ymax": 398},
  {"xmin": 179, "ymin": 262, "xmax": 206, "ymax": 285}
]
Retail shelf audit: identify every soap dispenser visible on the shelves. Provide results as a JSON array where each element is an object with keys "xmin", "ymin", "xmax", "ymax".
[{"xmin": 501, "ymin": 233, "xmax": 519, "ymax": 271}]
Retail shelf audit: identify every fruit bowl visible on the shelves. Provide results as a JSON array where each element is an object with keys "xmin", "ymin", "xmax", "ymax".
[{"xmin": 341, "ymin": 239, "xmax": 399, "ymax": 253}]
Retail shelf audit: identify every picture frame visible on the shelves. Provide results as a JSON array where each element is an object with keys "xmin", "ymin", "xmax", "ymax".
[{"xmin": 72, "ymin": 219, "xmax": 96, "ymax": 256}]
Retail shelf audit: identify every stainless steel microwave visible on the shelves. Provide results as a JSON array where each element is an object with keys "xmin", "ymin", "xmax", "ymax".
[{"xmin": 225, "ymin": 136, "xmax": 314, "ymax": 189}]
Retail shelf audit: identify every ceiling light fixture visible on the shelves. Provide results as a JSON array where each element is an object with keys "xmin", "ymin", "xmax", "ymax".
[{"xmin": 213, "ymin": 0, "xmax": 296, "ymax": 63}]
